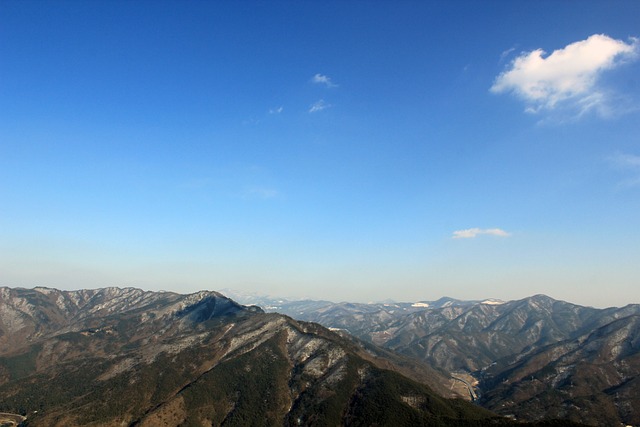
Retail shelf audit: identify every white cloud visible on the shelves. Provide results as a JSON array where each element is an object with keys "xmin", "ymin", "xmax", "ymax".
[
  {"xmin": 311, "ymin": 73, "xmax": 338, "ymax": 88},
  {"xmin": 491, "ymin": 34, "xmax": 639, "ymax": 117},
  {"xmin": 309, "ymin": 99, "xmax": 331, "ymax": 113},
  {"xmin": 452, "ymin": 228, "xmax": 511, "ymax": 239},
  {"xmin": 269, "ymin": 106, "xmax": 283, "ymax": 114}
]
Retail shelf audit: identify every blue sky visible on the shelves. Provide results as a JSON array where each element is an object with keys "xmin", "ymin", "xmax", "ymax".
[{"xmin": 1, "ymin": 1, "xmax": 639, "ymax": 307}]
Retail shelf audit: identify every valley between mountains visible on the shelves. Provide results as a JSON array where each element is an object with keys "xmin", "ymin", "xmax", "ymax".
[
  {"xmin": 226, "ymin": 291, "xmax": 640, "ymax": 426},
  {"xmin": 1, "ymin": 286, "xmax": 639, "ymax": 426}
]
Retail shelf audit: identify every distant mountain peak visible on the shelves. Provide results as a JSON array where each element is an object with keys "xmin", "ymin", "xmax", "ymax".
[
  {"xmin": 480, "ymin": 299, "xmax": 505, "ymax": 305},
  {"xmin": 411, "ymin": 302, "xmax": 430, "ymax": 308}
]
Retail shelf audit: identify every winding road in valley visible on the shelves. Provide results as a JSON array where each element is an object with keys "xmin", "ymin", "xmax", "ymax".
[{"xmin": 451, "ymin": 375, "xmax": 478, "ymax": 401}]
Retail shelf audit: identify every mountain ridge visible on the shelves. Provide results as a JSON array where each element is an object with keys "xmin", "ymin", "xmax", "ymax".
[
  {"xmin": 223, "ymin": 290, "xmax": 640, "ymax": 426},
  {"xmin": 0, "ymin": 285, "xmax": 516, "ymax": 426}
]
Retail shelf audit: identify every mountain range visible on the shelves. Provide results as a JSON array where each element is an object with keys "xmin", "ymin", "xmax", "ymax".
[
  {"xmin": 0, "ymin": 286, "xmax": 520, "ymax": 427},
  {"xmin": 3, "ymin": 285, "xmax": 638, "ymax": 426},
  {"xmin": 221, "ymin": 291, "xmax": 640, "ymax": 426}
]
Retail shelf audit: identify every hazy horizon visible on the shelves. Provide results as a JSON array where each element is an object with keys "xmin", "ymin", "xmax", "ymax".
[{"xmin": 2, "ymin": 1, "xmax": 639, "ymax": 309}]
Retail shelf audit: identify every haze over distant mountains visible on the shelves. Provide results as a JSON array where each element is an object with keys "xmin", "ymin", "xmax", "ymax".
[{"xmin": 225, "ymin": 290, "xmax": 640, "ymax": 427}]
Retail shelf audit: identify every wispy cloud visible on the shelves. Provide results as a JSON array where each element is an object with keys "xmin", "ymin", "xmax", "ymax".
[
  {"xmin": 269, "ymin": 106, "xmax": 283, "ymax": 114},
  {"xmin": 491, "ymin": 34, "xmax": 639, "ymax": 118},
  {"xmin": 609, "ymin": 152, "xmax": 640, "ymax": 188},
  {"xmin": 452, "ymin": 228, "xmax": 511, "ymax": 239},
  {"xmin": 311, "ymin": 73, "xmax": 338, "ymax": 88},
  {"xmin": 309, "ymin": 99, "xmax": 331, "ymax": 113},
  {"xmin": 499, "ymin": 46, "xmax": 516, "ymax": 63},
  {"xmin": 610, "ymin": 152, "xmax": 640, "ymax": 168},
  {"xmin": 242, "ymin": 186, "xmax": 280, "ymax": 200}
]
